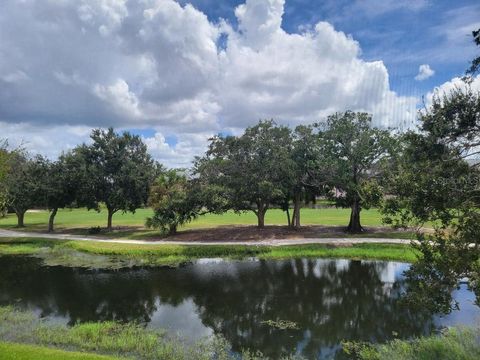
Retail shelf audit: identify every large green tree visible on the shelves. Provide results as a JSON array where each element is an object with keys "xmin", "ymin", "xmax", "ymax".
[
  {"xmin": 283, "ymin": 125, "xmax": 324, "ymax": 229},
  {"xmin": 383, "ymin": 87, "xmax": 480, "ymax": 312},
  {"xmin": 317, "ymin": 112, "xmax": 394, "ymax": 233},
  {"xmin": 42, "ymin": 152, "xmax": 92, "ymax": 232},
  {"xmin": 78, "ymin": 128, "xmax": 157, "ymax": 230},
  {"xmin": 4, "ymin": 154, "xmax": 49, "ymax": 227},
  {"xmin": 195, "ymin": 120, "xmax": 294, "ymax": 228}
]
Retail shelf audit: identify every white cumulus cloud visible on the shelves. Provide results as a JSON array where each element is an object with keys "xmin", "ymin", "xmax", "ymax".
[
  {"xmin": 425, "ymin": 75, "xmax": 480, "ymax": 107},
  {"xmin": 415, "ymin": 64, "xmax": 435, "ymax": 81},
  {"xmin": 0, "ymin": 0, "xmax": 423, "ymax": 166}
]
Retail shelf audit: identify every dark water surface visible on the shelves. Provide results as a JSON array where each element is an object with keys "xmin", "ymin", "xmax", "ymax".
[{"xmin": 1, "ymin": 256, "xmax": 479, "ymax": 359}]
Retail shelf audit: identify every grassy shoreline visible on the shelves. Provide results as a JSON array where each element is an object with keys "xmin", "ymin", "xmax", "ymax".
[
  {"xmin": 1, "ymin": 306, "xmax": 479, "ymax": 360},
  {"xmin": 0, "ymin": 342, "xmax": 119, "ymax": 360},
  {"xmin": 343, "ymin": 327, "xmax": 480, "ymax": 360},
  {"xmin": 0, "ymin": 306, "xmax": 240, "ymax": 360},
  {"xmin": 0, "ymin": 237, "xmax": 419, "ymax": 268}
]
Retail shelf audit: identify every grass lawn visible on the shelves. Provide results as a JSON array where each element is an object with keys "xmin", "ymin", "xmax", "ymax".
[
  {"xmin": 0, "ymin": 342, "xmax": 120, "ymax": 360},
  {"xmin": 0, "ymin": 237, "xmax": 419, "ymax": 268},
  {"xmin": 0, "ymin": 207, "xmax": 387, "ymax": 232}
]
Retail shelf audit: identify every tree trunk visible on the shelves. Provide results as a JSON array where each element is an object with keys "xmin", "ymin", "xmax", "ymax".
[
  {"xmin": 291, "ymin": 207, "xmax": 296, "ymax": 228},
  {"xmin": 168, "ymin": 224, "xmax": 177, "ymax": 236},
  {"xmin": 256, "ymin": 202, "xmax": 267, "ymax": 228},
  {"xmin": 16, "ymin": 211, "xmax": 25, "ymax": 228},
  {"xmin": 257, "ymin": 212, "xmax": 265, "ymax": 228},
  {"xmin": 107, "ymin": 208, "xmax": 115, "ymax": 231},
  {"xmin": 286, "ymin": 207, "xmax": 291, "ymax": 227},
  {"xmin": 347, "ymin": 198, "xmax": 363, "ymax": 233},
  {"xmin": 293, "ymin": 192, "xmax": 301, "ymax": 229},
  {"xmin": 48, "ymin": 207, "xmax": 58, "ymax": 232}
]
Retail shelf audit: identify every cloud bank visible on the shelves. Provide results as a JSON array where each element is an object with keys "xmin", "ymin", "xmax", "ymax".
[{"xmin": 1, "ymin": 0, "xmax": 423, "ymax": 167}]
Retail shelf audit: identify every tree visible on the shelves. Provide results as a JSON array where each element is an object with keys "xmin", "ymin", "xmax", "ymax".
[
  {"xmin": 195, "ymin": 120, "xmax": 294, "ymax": 228},
  {"xmin": 317, "ymin": 112, "xmax": 394, "ymax": 233},
  {"xmin": 282, "ymin": 125, "xmax": 323, "ymax": 229},
  {"xmin": 146, "ymin": 169, "xmax": 200, "ymax": 235},
  {"xmin": 382, "ymin": 27, "xmax": 480, "ymax": 310},
  {"xmin": 0, "ymin": 139, "xmax": 9, "ymax": 181},
  {"xmin": 4, "ymin": 154, "xmax": 48, "ymax": 227},
  {"xmin": 382, "ymin": 88, "xmax": 480, "ymax": 312},
  {"xmin": 77, "ymin": 128, "xmax": 157, "ymax": 230},
  {"xmin": 0, "ymin": 140, "xmax": 11, "ymax": 216},
  {"xmin": 42, "ymin": 152, "xmax": 91, "ymax": 232},
  {"xmin": 466, "ymin": 28, "xmax": 480, "ymax": 77}
]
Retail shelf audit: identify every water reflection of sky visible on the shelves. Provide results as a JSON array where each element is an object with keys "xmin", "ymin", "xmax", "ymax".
[
  {"xmin": 436, "ymin": 284, "xmax": 480, "ymax": 328},
  {"xmin": 148, "ymin": 298, "xmax": 214, "ymax": 340}
]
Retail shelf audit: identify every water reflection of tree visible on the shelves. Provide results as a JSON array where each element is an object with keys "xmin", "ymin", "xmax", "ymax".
[
  {"xmin": 0, "ymin": 256, "xmax": 435, "ymax": 358},
  {"xmin": 184, "ymin": 259, "xmax": 435, "ymax": 359},
  {"xmin": 0, "ymin": 257, "xmax": 159, "ymax": 324}
]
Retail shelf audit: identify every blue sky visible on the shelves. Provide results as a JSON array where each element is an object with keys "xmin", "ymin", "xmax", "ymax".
[{"xmin": 1, "ymin": 0, "xmax": 479, "ymax": 166}]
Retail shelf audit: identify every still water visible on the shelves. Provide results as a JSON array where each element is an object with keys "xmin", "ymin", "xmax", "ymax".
[{"xmin": 0, "ymin": 256, "xmax": 479, "ymax": 359}]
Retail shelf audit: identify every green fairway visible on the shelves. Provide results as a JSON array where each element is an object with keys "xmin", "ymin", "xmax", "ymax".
[{"xmin": 0, "ymin": 207, "xmax": 386, "ymax": 231}]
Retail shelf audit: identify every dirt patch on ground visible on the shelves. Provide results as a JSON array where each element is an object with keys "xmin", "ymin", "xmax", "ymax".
[
  {"xmin": 142, "ymin": 225, "xmax": 409, "ymax": 242},
  {"xmin": 29, "ymin": 224, "xmax": 415, "ymax": 243}
]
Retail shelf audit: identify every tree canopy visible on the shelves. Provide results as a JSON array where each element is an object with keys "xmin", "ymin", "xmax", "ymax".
[
  {"xmin": 317, "ymin": 112, "xmax": 394, "ymax": 232},
  {"xmin": 146, "ymin": 169, "xmax": 200, "ymax": 235},
  {"xmin": 383, "ymin": 87, "xmax": 480, "ymax": 312},
  {"xmin": 195, "ymin": 120, "xmax": 295, "ymax": 228},
  {"xmin": 77, "ymin": 128, "xmax": 158, "ymax": 230},
  {"xmin": 4, "ymin": 153, "xmax": 49, "ymax": 227}
]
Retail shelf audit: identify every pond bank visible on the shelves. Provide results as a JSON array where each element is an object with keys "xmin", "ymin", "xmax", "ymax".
[
  {"xmin": 0, "ymin": 306, "xmax": 253, "ymax": 360},
  {"xmin": 0, "ymin": 236, "xmax": 418, "ymax": 268}
]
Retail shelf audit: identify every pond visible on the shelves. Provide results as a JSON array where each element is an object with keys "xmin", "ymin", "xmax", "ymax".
[{"xmin": 0, "ymin": 256, "xmax": 479, "ymax": 359}]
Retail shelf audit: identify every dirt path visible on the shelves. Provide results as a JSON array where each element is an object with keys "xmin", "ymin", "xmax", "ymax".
[{"xmin": 0, "ymin": 228, "xmax": 411, "ymax": 246}]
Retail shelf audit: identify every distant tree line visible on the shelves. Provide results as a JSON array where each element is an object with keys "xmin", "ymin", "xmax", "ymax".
[
  {"xmin": 0, "ymin": 112, "xmax": 396, "ymax": 234},
  {"xmin": 146, "ymin": 111, "xmax": 396, "ymax": 234}
]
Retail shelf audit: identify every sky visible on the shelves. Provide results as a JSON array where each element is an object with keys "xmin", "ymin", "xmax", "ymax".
[{"xmin": 0, "ymin": 0, "xmax": 479, "ymax": 167}]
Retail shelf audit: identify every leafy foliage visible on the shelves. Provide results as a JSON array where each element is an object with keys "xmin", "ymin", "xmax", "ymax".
[
  {"xmin": 383, "ymin": 86, "xmax": 480, "ymax": 313},
  {"xmin": 317, "ymin": 112, "xmax": 395, "ymax": 232},
  {"xmin": 146, "ymin": 169, "xmax": 200, "ymax": 235},
  {"xmin": 0, "ymin": 139, "xmax": 11, "ymax": 216},
  {"xmin": 77, "ymin": 128, "xmax": 158, "ymax": 229},
  {"xmin": 466, "ymin": 28, "xmax": 480, "ymax": 77},
  {"xmin": 4, "ymin": 153, "xmax": 49, "ymax": 227},
  {"xmin": 195, "ymin": 120, "xmax": 295, "ymax": 227}
]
